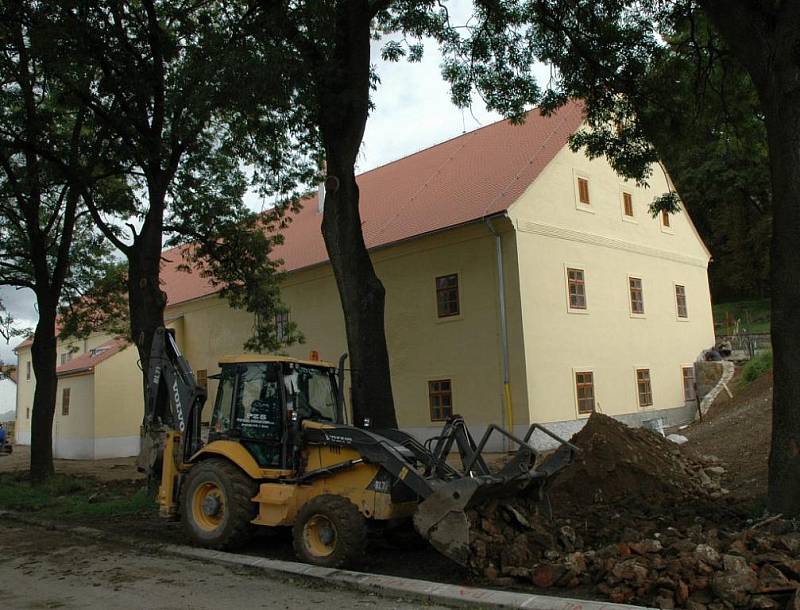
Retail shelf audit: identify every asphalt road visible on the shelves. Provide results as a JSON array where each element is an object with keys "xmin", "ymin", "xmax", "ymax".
[{"xmin": 0, "ymin": 521, "xmax": 448, "ymax": 609}]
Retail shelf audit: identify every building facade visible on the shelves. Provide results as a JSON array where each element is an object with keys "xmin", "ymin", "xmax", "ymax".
[{"xmin": 14, "ymin": 103, "xmax": 714, "ymax": 456}]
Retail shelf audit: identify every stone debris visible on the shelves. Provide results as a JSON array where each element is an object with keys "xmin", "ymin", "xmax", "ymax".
[{"xmin": 466, "ymin": 413, "xmax": 796, "ymax": 609}]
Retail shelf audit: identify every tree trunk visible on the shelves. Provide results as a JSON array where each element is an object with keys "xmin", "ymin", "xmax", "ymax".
[
  {"xmin": 318, "ymin": 2, "xmax": 397, "ymax": 429},
  {"xmin": 127, "ymin": 209, "xmax": 168, "ymax": 382},
  {"xmin": 764, "ymin": 83, "xmax": 800, "ymax": 515},
  {"xmin": 29, "ymin": 305, "xmax": 58, "ymax": 482},
  {"xmin": 701, "ymin": 0, "xmax": 800, "ymax": 515}
]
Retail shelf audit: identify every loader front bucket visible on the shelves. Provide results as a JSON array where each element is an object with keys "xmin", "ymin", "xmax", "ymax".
[{"xmin": 413, "ymin": 474, "xmax": 534, "ymax": 566}]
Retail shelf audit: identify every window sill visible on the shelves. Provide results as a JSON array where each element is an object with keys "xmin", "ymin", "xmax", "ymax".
[
  {"xmin": 575, "ymin": 204, "xmax": 595, "ymax": 214},
  {"xmin": 567, "ymin": 307, "xmax": 590, "ymax": 315},
  {"xmin": 435, "ymin": 314, "xmax": 463, "ymax": 324},
  {"xmin": 622, "ymin": 216, "xmax": 638, "ymax": 224},
  {"xmin": 660, "ymin": 226, "xmax": 675, "ymax": 235},
  {"xmin": 676, "ymin": 316, "xmax": 690, "ymax": 322},
  {"xmin": 629, "ymin": 312, "xmax": 647, "ymax": 319}
]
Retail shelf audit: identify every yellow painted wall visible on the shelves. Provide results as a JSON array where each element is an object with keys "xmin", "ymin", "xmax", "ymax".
[
  {"xmin": 51, "ymin": 374, "xmax": 95, "ymax": 458},
  {"xmin": 93, "ymin": 345, "xmax": 142, "ymax": 439},
  {"xmin": 508, "ymin": 145, "xmax": 714, "ymax": 425},
  {"xmin": 166, "ymin": 221, "xmax": 523, "ymax": 437}
]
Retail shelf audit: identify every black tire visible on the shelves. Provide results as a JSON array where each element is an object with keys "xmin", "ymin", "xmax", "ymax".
[
  {"xmin": 180, "ymin": 458, "xmax": 258, "ymax": 550},
  {"xmin": 292, "ymin": 495, "xmax": 367, "ymax": 568}
]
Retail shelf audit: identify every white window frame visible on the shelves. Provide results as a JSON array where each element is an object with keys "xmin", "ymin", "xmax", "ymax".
[
  {"xmin": 627, "ymin": 274, "xmax": 646, "ymax": 318},
  {"xmin": 620, "ymin": 187, "xmax": 637, "ymax": 223},
  {"xmin": 573, "ymin": 170, "xmax": 595, "ymax": 213},
  {"xmin": 674, "ymin": 282, "xmax": 690, "ymax": 321},
  {"xmin": 572, "ymin": 367, "xmax": 597, "ymax": 418},
  {"xmin": 634, "ymin": 366, "xmax": 654, "ymax": 409},
  {"xmin": 564, "ymin": 264, "xmax": 589, "ymax": 314}
]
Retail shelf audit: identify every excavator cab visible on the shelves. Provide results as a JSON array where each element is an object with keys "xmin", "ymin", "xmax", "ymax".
[{"xmin": 206, "ymin": 357, "xmax": 341, "ymax": 469}]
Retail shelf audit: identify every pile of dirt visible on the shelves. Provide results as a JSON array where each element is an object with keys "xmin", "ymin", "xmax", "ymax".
[
  {"xmin": 546, "ymin": 413, "xmax": 728, "ymax": 509},
  {"xmin": 464, "ymin": 413, "xmax": 800, "ymax": 609}
]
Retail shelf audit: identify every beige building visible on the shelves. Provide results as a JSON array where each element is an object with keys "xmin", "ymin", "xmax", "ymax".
[{"xmin": 15, "ymin": 102, "xmax": 714, "ymax": 456}]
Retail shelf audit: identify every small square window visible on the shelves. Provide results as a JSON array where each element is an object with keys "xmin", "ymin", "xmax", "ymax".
[
  {"xmin": 682, "ymin": 366, "xmax": 696, "ymax": 402},
  {"xmin": 629, "ymin": 277, "xmax": 644, "ymax": 314},
  {"xmin": 275, "ymin": 311, "xmax": 290, "ymax": 342},
  {"xmin": 567, "ymin": 268, "xmax": 587, "ymax": 310},
  {"xmin": 636, "ymin": 369, "xmax": 653, "ymax": 407},
  {"xmin": 428, "ymin": 379, "xmax": 453, "ymax": 421},
  {"xmin": 61, "ymin": 388, "xmax": 71, "ymax": 416},
  {"xmin": 577, "ymin": 177, "xmax": 590, "ymax": 205},
  {"xmin": 661, "ymin": 209, "xmax": 671, "ymax": 227},
  {"xmin": 575, "ymin": 371, "xmax": 595, "ymax": 414},
  {"xmin": 196, "ymin": 369, "xmax": 208, "ymax": 391},
  {"xmin": 623, "ymin": 192, "xmax": 634, "ymax": 217},
  {"xmin": 675, "ymin": 285, "xmax": 688, "ymax": 318},
  {"xmin": 436, "ymin": 274, "xmax": 460, "ymax": 318}
]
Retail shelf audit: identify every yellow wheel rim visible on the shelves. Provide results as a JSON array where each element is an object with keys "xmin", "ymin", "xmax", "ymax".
[
  {"xmin": 191, "ymin": 482, "xmax": 225, "ymax": 532},
  {"xmin": 303, "ymin": 515, "xmax": 337, "ymax": 558}
]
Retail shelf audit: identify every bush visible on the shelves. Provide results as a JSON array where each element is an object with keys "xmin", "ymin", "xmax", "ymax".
[{"xmin": 740, "ymin": 351, "xmax": 773, "ymax": 386}]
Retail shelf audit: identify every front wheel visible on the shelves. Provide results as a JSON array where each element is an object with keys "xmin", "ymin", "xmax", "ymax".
[
  {"xmin": 180, "ymin": 458, "xmax": 258, "ymax": 550},
  {"xmin": 292, "ymin": 495, "xmax": 367, "ymax": 568}
]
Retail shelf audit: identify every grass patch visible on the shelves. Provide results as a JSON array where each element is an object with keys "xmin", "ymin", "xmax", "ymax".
[
  {"xmin": 714, "ymin": 299, "xmax": 771, "ymax": 334},
  {"xmin": 740, "ymin": 351, "xmax": 773, "ymax": 386},
  {"xmin": 0, "ymin": 472, "xmax": 155, "ymax": 519}
]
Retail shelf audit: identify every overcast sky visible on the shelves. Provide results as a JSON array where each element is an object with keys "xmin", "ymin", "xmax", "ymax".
[{"xmin": 0, "ymin": 12, "xmax": 549, "ymax": 364}]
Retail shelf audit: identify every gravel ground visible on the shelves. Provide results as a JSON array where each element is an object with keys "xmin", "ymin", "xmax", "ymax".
[{"xmin": 0, "ymin": 521, "xmax": 449, "ymax": 610}]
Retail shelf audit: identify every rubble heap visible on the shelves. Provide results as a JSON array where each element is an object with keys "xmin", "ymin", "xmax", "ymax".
[{"xmin": 466, "ymin": 414, "xmax": 797, "ymax": 609}]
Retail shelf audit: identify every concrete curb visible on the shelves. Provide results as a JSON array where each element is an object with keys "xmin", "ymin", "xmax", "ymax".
[{"xmin": 0, "ymin": 511, "xmax": 653, "ymax": 610}]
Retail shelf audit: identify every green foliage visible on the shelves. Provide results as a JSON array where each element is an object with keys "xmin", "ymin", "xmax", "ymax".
[
  {"xmin": 0, "ymin": 473, "xmax": 154, "ymax": 518},
  {"xmin": 714, "ymin": 299, "xmax": 771, "ymax": 335},
  {"xmin": 740, "ymin": 351, "xmax": 773, "ymax": 386}
]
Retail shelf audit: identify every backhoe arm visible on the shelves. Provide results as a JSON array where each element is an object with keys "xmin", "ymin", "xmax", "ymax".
[{"xmin": 137, "ymin": 327, "xmax": 207, "ymax": 480}]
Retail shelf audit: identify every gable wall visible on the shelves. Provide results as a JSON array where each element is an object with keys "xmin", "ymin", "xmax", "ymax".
[{"xmin": 508, "ymin": 145, "xmax": 714, "ymax": 435}]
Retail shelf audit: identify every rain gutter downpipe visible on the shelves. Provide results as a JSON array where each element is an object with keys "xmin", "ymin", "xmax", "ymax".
[{"xmin": 486, "ymin": 215, "xmax": 514, "ymax": 443}]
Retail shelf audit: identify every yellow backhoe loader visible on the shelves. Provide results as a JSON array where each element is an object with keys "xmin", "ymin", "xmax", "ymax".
[{"xmin": 138, "ymin": 327, "xmax": 577, "ymax": 568}]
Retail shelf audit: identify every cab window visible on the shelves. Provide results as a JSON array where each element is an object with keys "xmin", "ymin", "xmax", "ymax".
[
  {"xmin": 283, "ymin": 364, "xmax": 337, "ymax": 422},
  {"xmin": 234, "ymin": 363, "xmax": 283, "ymax": 441}
]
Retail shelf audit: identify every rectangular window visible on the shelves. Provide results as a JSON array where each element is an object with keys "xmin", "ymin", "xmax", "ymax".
[
  {"xmin": 577, "ymin": 177, "xmax": 590, "ymax": 205},
  {"xmin": 61, "ymin": 388, "xmax": 70, "ymax": 416},
  {"xmin": 428, "ymin": 379, "xmax": 453, "ymax": 421},
  {"xmin": 575, "ymin": 371, "xmax": 595, "ymax": 414},
  {"xmin": 623, "ymin": 192, "xmax": 634, "ymax": 217},
  {"xmin": 60, "ymin": 352, "xmax": 72, "ymax": 365},
  {"xmin": 661, "ymin": 209, "xmax": 671, "ymax": 227},
  {"xmin": 26, "ymin": 361, "xmax": 30, "ymax": 380},
  {"xmin": 436, "ymin": 274, "xmax": 460, "ymax": 318},
  {"xmin": 196, "ymin": 369, "xmax": 208, "ymax": 391},
  {"xmin": 629, "ymin": 277, "xmax": 644, "ymax": 314},
  {"xmin": 682, "ymin": 366, "xmax": 696, "ymax": 401},
  {"xmin": 26, "ymin": 407, "xmax": 29, "ymax": 419},
  {"xmin": 567, "ymin": 268, "xmax": 587, "ymax": 310},
  {"xmin": 636, "ymin": 369, "xmax": 653, "ymax": 407},
  {"xmin": 275, "ymin": 311, "xmax": 290, "ymax": 342},
  {"xmin": 675, "ymin": 284, "xmax": 688, "ymax": 318}
]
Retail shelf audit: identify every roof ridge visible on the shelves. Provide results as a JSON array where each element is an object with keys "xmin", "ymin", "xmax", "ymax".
[{"xmin": 354, "ymin": 109, "xmax": 540, "ymax": 180}]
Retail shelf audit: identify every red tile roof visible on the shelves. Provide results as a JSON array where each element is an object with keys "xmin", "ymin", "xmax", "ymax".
[
  {"xmin": 161, "ymin": 103, "xmax": 584, "ymax": 306},
  {"xmin": 57, "ymin": 337, "xmax": 129, "ymax": 377}
]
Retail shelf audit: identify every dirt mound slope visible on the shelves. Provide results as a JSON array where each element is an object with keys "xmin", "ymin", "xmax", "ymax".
[
  {"xmin": 546, "ymin": 412, "xmax": 724, "ymax": 509},
  {"xmin": 682, "ymin": 370, "xmax": 772, "ymax": 500}
]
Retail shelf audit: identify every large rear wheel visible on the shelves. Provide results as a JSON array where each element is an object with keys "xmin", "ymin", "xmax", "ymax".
[
  {"xmin": 180, "ymin": 458, "xmax": 258, "ymax": 549},
  {"xmin": 292, "ymin": 495, "xmax": 367, "ymax": 568}
]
